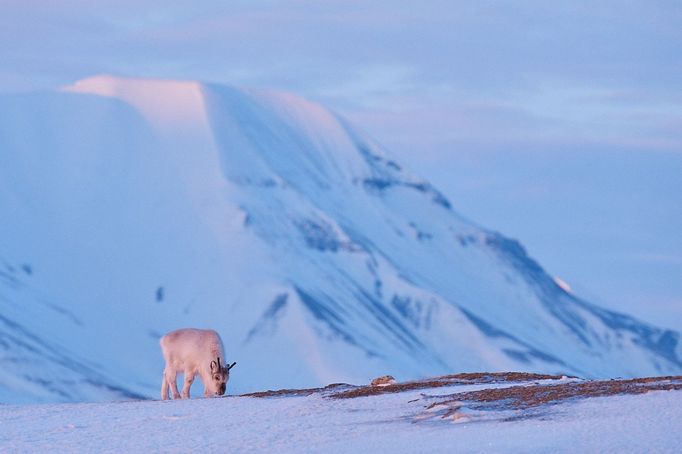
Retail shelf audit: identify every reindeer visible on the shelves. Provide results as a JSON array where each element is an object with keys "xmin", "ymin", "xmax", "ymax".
[{"xmin": 160, "ymin": 328, "xmax": 236, "ymax": 400}]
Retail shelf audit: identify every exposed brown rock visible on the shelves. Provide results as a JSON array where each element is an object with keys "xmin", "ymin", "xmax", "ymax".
[
  {"xmin": 331, "ymin": 372, "xmax": 565, "ymax": 399},
  {"xmin": 240, "ymin": 372, "xmax": 682, "ymax": 421},
  {"xmin": 371, "ymin": 375, "xmax": 397, "ymax": 386},
  {"xmin": 427, "ymin": 376, "xmax": 682, "ymax": 412},
  {"xmin": 240, "ymin": 373, "xmax": 682, "ymax": 425},
  {"xmin": 241, "ymin": 382, "xmax": 352, "ymax": 398}
]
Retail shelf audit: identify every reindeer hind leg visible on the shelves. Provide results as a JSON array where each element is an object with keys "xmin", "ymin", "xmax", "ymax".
[
  {"xmin": 164, "ymin": 367, "xmax": 181, "ymax": 399},
  {"xmin": 161, "ymin": 373, "xmax": 169, "ymax": 400}
]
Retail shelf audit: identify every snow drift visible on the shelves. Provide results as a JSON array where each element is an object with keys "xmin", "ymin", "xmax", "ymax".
[{"xmin": 0, "ymin": 75, "xmax": 680, "ymax": 403}]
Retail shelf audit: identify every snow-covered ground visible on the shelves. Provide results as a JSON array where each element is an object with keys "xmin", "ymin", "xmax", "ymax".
[{"xmin": 2, "ymin": 375, "xmax": 681, "ymax": 453}]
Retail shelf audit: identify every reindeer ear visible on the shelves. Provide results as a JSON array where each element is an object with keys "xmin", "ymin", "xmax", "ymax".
[{"xmin": 210, "ymin": 360, "xmax": 217, "ymax": 372}]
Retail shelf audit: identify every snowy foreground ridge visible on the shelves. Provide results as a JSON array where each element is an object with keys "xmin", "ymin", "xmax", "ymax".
[
  {"xmin": 2, "ymin": 373, "xmax": 681, "ymax": 453},
  {"xmin": 1, "ymin": 75, "xmax": 682, "ymax": 403}
]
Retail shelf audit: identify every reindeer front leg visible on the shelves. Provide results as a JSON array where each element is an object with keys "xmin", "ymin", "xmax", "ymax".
[{"xmin": 181, "ymin": 370, "xmax": 195, "ymax": 399}]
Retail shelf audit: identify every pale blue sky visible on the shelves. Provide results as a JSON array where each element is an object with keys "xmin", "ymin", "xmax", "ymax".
[{"xmin": 1, "ymin": 1, "xmax": 680, "ymax": 327}]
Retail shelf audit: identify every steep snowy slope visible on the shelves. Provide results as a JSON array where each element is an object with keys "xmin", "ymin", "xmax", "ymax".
[{"xmin": 0, "ymin": 75, "xmax": 680, "ymax": 403}]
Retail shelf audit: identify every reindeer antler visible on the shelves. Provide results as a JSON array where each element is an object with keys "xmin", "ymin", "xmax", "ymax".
[{"xmin": 228, "ymin": 361, "xmax": 236, "ymax": 371}]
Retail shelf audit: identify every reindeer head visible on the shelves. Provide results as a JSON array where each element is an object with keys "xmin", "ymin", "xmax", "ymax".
[{"xmin": 208, "ymin": 357, "xmax": 236, "ymax": 396}]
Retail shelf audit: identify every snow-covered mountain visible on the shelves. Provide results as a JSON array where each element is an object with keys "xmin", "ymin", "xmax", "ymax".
[{"xmin": 1, "ymin": 75, "xmax": 680, "ymax": 403}]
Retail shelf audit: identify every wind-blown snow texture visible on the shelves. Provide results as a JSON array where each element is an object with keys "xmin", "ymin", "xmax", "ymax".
[
  {"xmin": 1, "ymin": 75, "xmax": 681, "ymax": 403},
  {"xmin": 1, "ymin": 377, "xmax": 681, "ymax": 453}
]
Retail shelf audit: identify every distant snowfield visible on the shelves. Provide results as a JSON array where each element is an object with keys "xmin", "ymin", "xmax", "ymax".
[{"xmin": 2, "ymin": 375, "xmax": 681, "ymax": 453}]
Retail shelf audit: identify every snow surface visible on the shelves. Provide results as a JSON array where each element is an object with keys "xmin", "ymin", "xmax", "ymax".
[
  {"xmin": 1, "ymin": 381, "xmax": 680, "ymax": 453},
  {"xmin": 1, "ymin": 75, "xmax": 681, "ymax": 404}
]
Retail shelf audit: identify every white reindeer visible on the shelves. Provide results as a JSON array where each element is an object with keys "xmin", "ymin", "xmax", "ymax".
[{"xmin": 160, "ymin": 328, "xmax": 236, "ymax": 400}]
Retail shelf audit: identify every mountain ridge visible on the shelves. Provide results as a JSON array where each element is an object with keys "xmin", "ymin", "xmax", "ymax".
[{"xmin": 0, "ymin": 75, "xmax": 680, "ymax": 403}]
